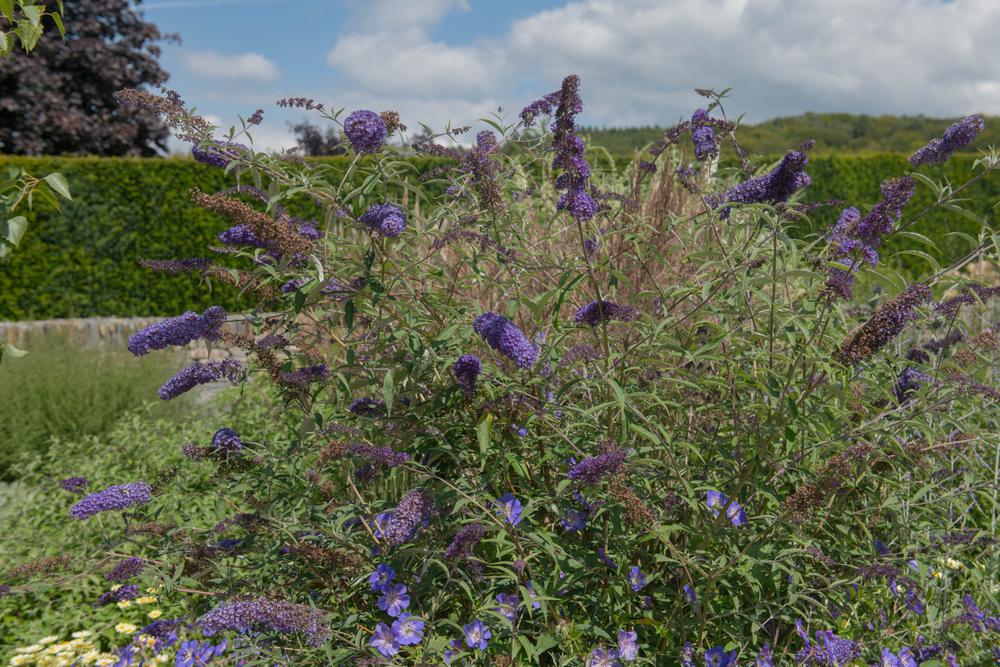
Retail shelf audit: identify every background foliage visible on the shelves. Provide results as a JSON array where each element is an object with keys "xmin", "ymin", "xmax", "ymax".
[{"xmin": 0, "ymin": 154, "xmax": 995, "ymax": 320}]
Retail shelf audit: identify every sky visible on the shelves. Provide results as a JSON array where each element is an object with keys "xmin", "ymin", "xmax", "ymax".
[{"xmin": 144, "ymin": 0, "xmax": 1000, "ymax": 153}]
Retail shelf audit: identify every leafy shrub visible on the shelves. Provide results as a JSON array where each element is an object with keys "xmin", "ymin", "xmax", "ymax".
[
  {"xmin": 0, "ymin": 332, "xmax": 190, "ymax": 479},
  {"xmin": 0, "ymin": 384, "xmax": 281, "ymax": 653},
  {"xmin": 3, "ymin": 81, "xmax": 999, "ymax": 666},
  {"xmin": 0, "ymin": 153, "xmax": 995, "ymax": 321}
]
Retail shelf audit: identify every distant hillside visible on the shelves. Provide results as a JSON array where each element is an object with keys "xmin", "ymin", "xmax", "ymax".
[{"xmin": 583, "ymin": 113, "xmax": 1000, "ymax": 157}]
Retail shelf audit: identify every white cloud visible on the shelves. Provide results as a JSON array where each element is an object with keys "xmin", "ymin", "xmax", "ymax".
[
  {"xmin": 180, "ymin": 51, "xmax": 280, "ymax": 83},
  {"xmin": 323, "ymin": 0, "xmax": 1000, "ymax": 131}
]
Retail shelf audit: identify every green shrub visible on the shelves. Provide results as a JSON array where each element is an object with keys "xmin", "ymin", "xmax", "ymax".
[
  {"xmin": 0, "ymin": 381, "xmax": 282, "ymax": 654},
  {"xmin": 0, "ymin": 332, "xmax": 190, "ymax": 479}
]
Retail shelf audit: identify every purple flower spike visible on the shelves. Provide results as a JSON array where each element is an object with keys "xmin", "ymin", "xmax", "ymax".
[
  {"xmin": 70, "ymin": 481, "xmax": 152, "ymax": 520},
  {"xmin": 158, "ymin": 359, "xmax": 243, "ymax": 400},
  {"xmin": 211, "ymin": 428, "xmax": 242, "ymax": 452},
  {"xmin": 59, "ymin": 476, "xmax": 90, "ymax": 494},
  {"xmin": 567, "ymin": 445, "xmax": 629, "ymax": 485},
  {"xmin": 712, "ymin": 148, "xmax": 811, "ymax": 219},
  {"xmin": 192, "ymin": 140, "xmax": 248, "ymax": 168},
  {"xmin": 106, "ymin": 557, "xmax": 144, "ymax": 582},
  {"xmin": 96, "ymin": 584, "xmax": 138, "ymax": 606},
  {"xmin": 127, "ymin": 306, "xmax": 226, "ymax": 356},
  {"xmin": 344, "ymin": 109, "xmax": 387, "ymax": 154},
  {"xmin": 910, "ymin": 114, "xmax": 985, "ymax": 166},
  {"xmin": 198, "ymin": 598, "xmax": 329, "ymax": 647},
  {"xmin": 473, "ymin": 312, "xmax": 537, "ymax": 369}
]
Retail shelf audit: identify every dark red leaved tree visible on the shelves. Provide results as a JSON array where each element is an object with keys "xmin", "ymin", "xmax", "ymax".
[{"xmin": 0, "ymin": 0, "xmax": 171, "ymax": 156}]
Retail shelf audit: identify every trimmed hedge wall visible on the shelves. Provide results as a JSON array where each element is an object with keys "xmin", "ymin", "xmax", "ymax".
[
  {"xmin": 0, "ymin": 156, "xmax": 454, "ymax": 320},
  {"xmin": 795, "ymin": 154, "xmax": 999, "ymax": 278},
  {"xmin": 0, "ymin": 154, "xmax": 995, "ymax": 320}
]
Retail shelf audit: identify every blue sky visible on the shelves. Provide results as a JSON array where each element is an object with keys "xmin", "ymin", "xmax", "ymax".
[{"xmin": 143, "ymin": 0, "xmax": 1000, "ymax": 152}]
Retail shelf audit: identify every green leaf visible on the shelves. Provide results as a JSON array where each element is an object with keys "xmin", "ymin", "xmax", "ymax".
[
  {"xmin": 4, "ymin": 215, "xmax": 27, "ymax": 246},
  {"xmin": 14, "ymin": 19, "xmax": 43, "ymax": 52},
  {"xmin": 0, "ymin": 0, "xmax": 14, "ymax": 20},
  {"xmin": 382, "ymin": 369, "xmax": 395, "ymax": 416},
  {"xmin": 476, "ymin": 416, "xmax": 491, "ymax": 456},
  {"xmin": 49, "ymin": 12, "xmax": 64, "ymax": 38},
  {"xmin": 0, "ymin": 31, "xmax": 11, "ymax": 57},
  {"xmin": 20, "ymin": 5, "xmax": 43, "ymax": 26}
]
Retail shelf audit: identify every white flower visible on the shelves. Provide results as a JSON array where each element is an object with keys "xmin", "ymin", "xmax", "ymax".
[{"xmin": 114, "ymin": 623, "xmax": 137, "ymax": 634}]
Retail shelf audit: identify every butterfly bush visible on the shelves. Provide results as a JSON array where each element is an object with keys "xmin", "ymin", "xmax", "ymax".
[{"xmin": 10, "ymin": 72, "xmax": 1000, "ymax": 666}]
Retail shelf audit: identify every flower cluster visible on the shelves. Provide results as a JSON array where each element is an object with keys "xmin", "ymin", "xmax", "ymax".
[
  {"xmin": 690, "ymin": 109, "xmax": 718, "ymax": 160},
  {"xmin": 574, "ymin": 300, "xmax": 638, "ymax": 326},
  {"xmin": 473, "ymin": 312, "xmax": 537, "ymax": 369},
  {"xmin": 835, "ymin": 283, "xmax": 931, "ymax": 365},
  {"xmin": 343, "ymin": 109, "xmax": 387, "ymax": 154},
  {"xmin": 567, "ymin": 445, "xmax": 629, "ymax": 485},
  {"xmin": 358, "ymin": 202, "xmax": 407, "ymax": 238},
  {"xmin": 824, "ymin": 177, "xmax": 915, "ymax": 298},
  {"xmin": 157, "ymin": 359, "xmax": 243, "ymax": 400},
  {"xmin": 127, "ymin": 306, "xmax": 226, "ymax": 356},
  {"xmin": 198, "ymin": 597, "xmax": 330, "ymax": 647},
  {"xmin": 106, "ymin": 557, "xmax": 145, "ymax": 583},
  {"xmin": 909, "ymin": 114, "xmax": 986, "ymax": 167},
  {"xmin": 452, "ymin": 354, "xmax": 482, "ymax": 394},
  {"xmin": 711, "ymin": 147, "xmax": 811, "ymax": 219},
  {"xmin": 70, "ymin": 482, "xmax": 152, "ymax": 521}
]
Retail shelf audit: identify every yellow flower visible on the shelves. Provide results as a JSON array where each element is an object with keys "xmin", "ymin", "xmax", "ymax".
[
  {"xmin": 945, "ymin": 557, "xmax": 964, "ymax": 570},
  {"xmin": 145, "ymin": 586, "xmax": 162, "ymax": 594},
  {"xmin": 77, "ymin": 652, "xmax": 99, "ymax": 666},
  {"xmin": 110, "ymin": 585, "xmax": 122, "ymax": 592},
  {"xmin": 135, "ymin": 596, "xmax": 158, "ymax": 605},
  {"xmin": 116, "ymin": 600, "xmax": 132, "ymax": 609},
  {"xmin": 147, "ymin": 609, "xmax": 163, "ymax": 619},
  {"xmin": 114, "ymin": 623, "xmax": 137, "ymax": 634},
  {"xmin": 71, "ymin": 631, "xmax": 93, "ymax": 639}
]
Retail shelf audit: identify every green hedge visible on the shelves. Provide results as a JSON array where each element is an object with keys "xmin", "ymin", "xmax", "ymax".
[
  {"xmin": 0, "ymin": 156, "xmax": 454, "ymax": 320},
  {"xmin": 0, "ymin": 154, "xmax": 994, "ymax": 320},
  {"xmin": 795, "ymin": 155, "xmax": 998, "ymax": 278}
]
